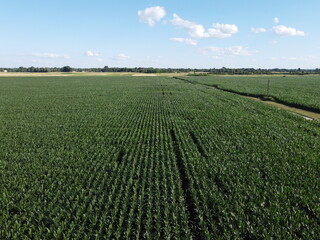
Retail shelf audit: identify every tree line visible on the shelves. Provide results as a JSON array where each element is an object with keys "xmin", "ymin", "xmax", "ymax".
[{"xmin": 1, "ymin": 66, "xmax": 320, "ymax": 74}]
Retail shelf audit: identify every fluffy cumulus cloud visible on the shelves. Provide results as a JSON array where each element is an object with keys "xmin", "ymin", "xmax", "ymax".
[
  {"xmin": 207, "ymin": 23, "xmax": 238, "ymax": 38},
  {"xmin": 170, "ymin": 38, "xmax": 198, "ymax": 45},
  {"xmin": 272, "ymin": 25, "xmax": 305, "ymax": 36},
  {"xmin": 273, "ymin": 17, "xmax": 279, "ymax": 24},
  {"xmin": 31, "ymin": 53, "xmax": 70, "ymax": 59},
  {"xmin": 170, "ymin": 14, "xmax": 208, "ymax": 38},
  {"xmin": 170, "ymin": 14, "xmax": 238, "ymax": 39},
  {"xmin": 251, "ymin": 27, "xmax": 267, "ymax": 33},
  {"xmin": 112, "ymin": 53, "xmax": 130, "ymax": 61},
  {"xmin": 85, "ymin": 51, "xmax": 99, "ymax": 57},
  {"xmin": 203, "ymin": 46, "xmax": 252, "ymax": 56},
  {"xmin": 212, "ymin": 23, "xmax": 238, "ymax": 34},
  {"xmin": 138, "ymin": 6, "xmax": 166, "ymax": 26}
]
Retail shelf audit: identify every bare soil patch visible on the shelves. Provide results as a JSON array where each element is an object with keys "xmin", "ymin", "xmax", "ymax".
[
  {"xmin": 0, "ymin": 72, "xmax": 190, "ymax": 77},
  {"xmin": 132, "ymin": 73, "xmax": 157, "ymax": 77},
  {"xmin": 247, "ymin": 96, "xmax": 320, "ymax": 121},
  {"xmin": 0, "ymin": 72, "xmax": 135, "ymax": 77}
]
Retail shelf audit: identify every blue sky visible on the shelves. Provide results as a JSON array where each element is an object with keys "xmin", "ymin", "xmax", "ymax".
[{"xmin": 0, "ymin": 0, "xmax": 319, "ymax": 68}]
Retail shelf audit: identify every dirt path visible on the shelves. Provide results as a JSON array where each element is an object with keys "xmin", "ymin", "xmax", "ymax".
[
  {"xmin": 132, "ymin": 73, "xmax": 157, "ymax": 77},
  {"xmin": 246, "ymin": 96, "xmax": 320, "ymax": 121},
  {"xmin": 0, "ymin": 72, "xmax": 190, "ymax": 77},
  {"xmin": 173, "ymin": 76, "xmax": 320, "ymax": 121}
]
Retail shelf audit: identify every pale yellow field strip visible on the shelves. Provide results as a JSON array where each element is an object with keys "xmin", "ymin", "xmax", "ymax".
[
  {"xmin": 247, "ymin": 96, "xmax": 320, "ymax": 121},
  {"xmin": 0, "ymin": 72, "xmax": 190, "ymax": 77}
]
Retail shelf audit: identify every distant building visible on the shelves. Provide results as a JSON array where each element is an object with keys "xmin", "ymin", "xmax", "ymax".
[{"xmin": 3, "ymin": 70, "xmax": 7, "ymax": 72}]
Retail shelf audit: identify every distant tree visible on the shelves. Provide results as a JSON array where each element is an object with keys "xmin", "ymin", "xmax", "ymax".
[
  {"xmin": 1, "ymin": 66, "xmax": 320, "ymax": 74},
  {"xmin": 18, "ymin": 66, "xmax": 26, "ymax": 72},
  {"xmin": 61, "ymin": 66, "xmax": 72, "ymax": 72},
  {"xmin": 101, "ymin": 66, "xmax": 109, "ymax": 72},
  {"xmin": 28, "ymin": 66, "xmax": 35, "ymax": 72}
]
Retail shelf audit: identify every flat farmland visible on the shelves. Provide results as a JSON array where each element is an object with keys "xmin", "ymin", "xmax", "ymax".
[
  {"xmin": 0, "ymin": 76, "xmax": 319, "ymax": 239},
  {"xmin": 185, "ymin": 75, "xmax": 320, "ymax": 112}
]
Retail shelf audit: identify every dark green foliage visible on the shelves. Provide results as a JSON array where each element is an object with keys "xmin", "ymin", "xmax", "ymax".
[
  {"xmin": 0, "ymin": 76, "xmax": 319, "ymax": 239},
  {"xmin": 61, "ymin": 66, "xmax": 72, "ymax": 72},
  {"xmin": 186, "ymin": 75, "xmax": 320, "ymax": 112},
  {"xmin": 1, "ymin": 66, "xmax": 319, "ymax": 74}
]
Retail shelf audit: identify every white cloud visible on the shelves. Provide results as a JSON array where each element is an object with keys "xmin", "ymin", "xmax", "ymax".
[
  {"xmin": 31, "ymin": 53, "xmax": 70, "ymax": 59},
  {"xmin": 203, "ymin": 46, "xmax": 253, "ymax": 56},
  {"xmin": 170, "ymin": 14, "xmax": 238, "ymax": 39},
  {"xmin": 207, "ymin": 24, "xmax": 238, "ymax": 38},
  {"xmin": 272, "ymin": 25, "xmax": 305, "ymax": 36},
  {"xmin": 170, "ymin": 38, "xmax": 198, "ymax": 45},
  {"xmin": 271, "ymin": 56, "xmax": 317, "ymax": 62},
  {"xmin": 170, "ymin": 14, "xmax": 208, "ymax": 38},
  {"xmin": 281, "ymin": 56, "xmax": 317, "ymax": 61},
  {"xmin": 85, "ymin": 51, "xmax": 99, "ymax": 57},
  {"xmin": 251, "ymin": 27, "xmax": 267, "ymax": 33},
  {"xmin": 212, "ymin": 23, "xmax": 238, "ymax": 34},
  {"xmin": 138, "ymin": 6, "xmax": 166, "ymax": 27},
  {"xmin": 112, "ymin": 53, "xmax": 130, "ymax": 61},
  {"xmin": 273, "ymin": 17, "xmax": 279, "ymax": 24}
]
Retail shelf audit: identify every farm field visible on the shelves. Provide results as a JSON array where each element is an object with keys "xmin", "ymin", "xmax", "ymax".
[
  {"xmin": 185, "ymin": 75, "xmax": 320, "ymax": 112},
  {"xmin": 0, "ymin": 76, "xmax": 319, "ymax": 239},
  {"xmin": 0, "ymin": 72, "xmax": 190, "ymax": 77}
]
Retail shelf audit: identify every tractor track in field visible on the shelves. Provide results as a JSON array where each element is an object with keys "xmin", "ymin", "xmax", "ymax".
[
  {"xmin": 170, "ymin": 129, "xmax": 205, "ymax": 240},
  {"xmin": 173, "ymin": 76, "xmax": 320, "ymax": 121},
  {"xmin": 189, "ymin": 131, "xmax": 208, "ymax": 159},
  {"xmin": 116, "ymin": 149, "xmax": 126, "ymax": 163}
]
